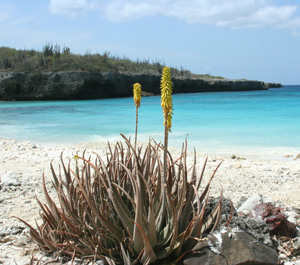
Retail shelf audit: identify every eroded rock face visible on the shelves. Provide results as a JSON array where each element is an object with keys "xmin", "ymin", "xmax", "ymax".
[{"xmin": 0, "ymin": 71, "xmax": 278, "ymax": 101}]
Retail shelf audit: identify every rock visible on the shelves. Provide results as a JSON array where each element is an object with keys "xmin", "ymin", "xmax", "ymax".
[
  {"xmin": 31, "ymin": 144, "xmax": 38, "ymax": 149},
  {"xmin": 227, "ymin": 215, "xmax": 273, "ymax": 246},
  {"xmin": 265, "ymin": 213, "xmax": 298, "ymax": 238},
  {"xmin": 237, "ymin": 194, "xmax": 274, "ymax": 213},
  {"xmin": 0, "ymin": 226, "xmax": 6, "ymax": 237},
  {"xmin": 294, "ymin": 237, "xmax": 300, "ymax": 250},
  {"xmin": 0, "ymin": 172, "xmax": 21, "ymax": 187},
  {"xmin": 183, "ymin": 227, "xmax": 278, "ymax": 265},
  {"xmin": 234, "ymin": 163, "xmax": 242, "ymax": 169},
  {"xmin": 236, "ymin": 196, "xmax": 248, "ymax": 209},
  {"xmin": 231, "ymin": 154, "xmax": 237, "ymax": 159},
  {"xmin": 207, "ymin": 197, "xmax": 274, "ymax": 247},
  {"xmin": 0, "ymin": 224, "xmax": 25, "ymax": 237},
  {"xmin": 265, "ymin": 82, "xmax": 282, "ymax": 88},
  {"xmin": 0, "ymin": 235, "xmax": 17, "ymax": 243},
  {"xmin": 0, "ymin": 71, "xmax": 272, "ymax": 101},
  {"xmin": 248, "ymin": 203, "xmax": 298, "ymax": 238},
  {"xmin": 16, "ymin": 258, "xmax": 32, "ymax": 265}
]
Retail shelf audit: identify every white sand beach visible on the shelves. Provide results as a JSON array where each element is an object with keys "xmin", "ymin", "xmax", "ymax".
[{"xmin": 1, "ymin": 137, "xmax": 300, "ymax": 264}]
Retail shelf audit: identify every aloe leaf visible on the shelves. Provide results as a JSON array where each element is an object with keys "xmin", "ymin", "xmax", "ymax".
[
  {"xmin": 120, "ymin": 243, "xmax": 133, "ymax": 265},
  {"xmin": 174, "ymin": 181, "xmax": 186, "ymax": 224},
  {"xmin": 108, "ymin": 187, "xmax": 134, "ymax": 235},
  {"xmin": 191, "ymin": 148, "xmax": 197, "ymax": 185},
  {"xmin": 71, "ymin": 168, "xmax": 124, "ymax": 241},
  {"xmin": 171, "ymin": 232, "xmax": 186, "ymax": 258},
  {"xmin": 120, "ymin": 133, "xmax": 139, "ymax": 160},
  {"xmin": 153, "ymin": 149, "xmax": 163, "ymax": 210},
  {"xmin": 196, "ymin": 157, "xmax": 208, "ymax": 191},
  {"xmin": 134, "ymin": 221, "xmax": 157, "ymax": 264},
  {"xmin": 147, "ymin": 200, "xmax": 157, "ymax": 248},
  {"xmin": 60, "ymin": 152, "xmax": 72, "ymax": 187},
  {"xmin": 178, "ymin": 185, "xmax": 194, "ymax": 233},
  {"xmin": 208, "ymin": 188, "xmax": 223, "ymax": 233},
  {"xmin": 154, "ymin": 157, "xmax": 166, "ymax": 232},
  {"xmin": 81, "ymin": 156, "xmax": 134, "ymax": 234},
  {"xmin": 197, "ymin": 162, "xmax": 222, "ymax": 212},
  {"xmin": 112, "ymin": 182, "xmax": 136, "ymax": 208},
  {"xmin": 42, "ymin": 173, "xmax": 61, "ymax": 222},
  {"xmin": 193, "ymin": 190, "xmax": 210, "ymax": 239},
  {"xmin": 14, "ymin": 217, "xmax": 45, "ymax": 246},
  {"xmin": 77, "ymin": 155, "xmax": 109, "ymax": 190},
  {"xmin": 50, "ymin": 160, "xmax": 59, "ymax": 189},
  {"xmin": 36, "ymin": 198, "xmax": 57, "ymax": 229},
  {"xmin": 132, "ymin": 176, "xmax": 144, "ymax": 252},
  {"xmin": 137, "ymin": 170, "xmax": 157, "ymax": 247},
  {"xmin": 156, "ymin": 185, "xmax": 178, "ymax": 260}
]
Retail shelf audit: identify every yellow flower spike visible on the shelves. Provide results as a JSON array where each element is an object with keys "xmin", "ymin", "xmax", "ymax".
[
  {"xmin": 133, "ymin": 83, "xmax": 142, "ymax": 149},
  {"xmin": 160, "ymin": 67, "xmax": 173, "ymax": 132},
  {"xmin": 133, "ymin": 83, "xmax": 142, "ymax": 108}
]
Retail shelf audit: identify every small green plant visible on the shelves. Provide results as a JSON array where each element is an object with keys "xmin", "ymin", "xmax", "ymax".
[
  {"xmin": 0, "ymin": 44, "xmax": 226, "ymax": 78},
  {"xmin": 133, "ymin": 82, "xmax": 142, "ymax": 149}
]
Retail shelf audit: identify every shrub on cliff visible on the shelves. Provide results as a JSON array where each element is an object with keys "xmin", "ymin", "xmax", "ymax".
[{"xmin": 0, "ymin": 44, "xmax": 225, "ymax": 80}]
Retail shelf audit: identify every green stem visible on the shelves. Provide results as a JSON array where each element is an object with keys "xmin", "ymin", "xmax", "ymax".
[
  {"xmin": 160, "ymin": 118, "xmax": 168, "ymax": 229},
  {"xmin": 135, "ymin": 106, "xmax": 138, "ymax": 150},
  {"xmin": 163, "ymin": 122, "xmax": 168, "ymax": 186}
]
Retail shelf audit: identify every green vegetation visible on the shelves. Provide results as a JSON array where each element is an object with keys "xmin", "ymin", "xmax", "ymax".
[{"xmin": 0, "ymin": 43, "xmax": 224, "ymax": 79}]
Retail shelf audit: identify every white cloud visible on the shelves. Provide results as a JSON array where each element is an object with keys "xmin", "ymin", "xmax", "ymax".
[
  {"xmin": 215, "ymin": 4, "xmax": 298, "ymax": 29},
  {"xmin": 103, "ymin": 1, "xmax": 163, "ymax": 20},
  {"xmin": 276, "ymin": 17, "xmax": 300, "ymax": 29},
  {"xmin": 49, "ymin": 0, "xmax": 99, "ymax": 17},
  {"xmin": 48, "ymin": 0, "xmax": 300, "ymax": 31}
]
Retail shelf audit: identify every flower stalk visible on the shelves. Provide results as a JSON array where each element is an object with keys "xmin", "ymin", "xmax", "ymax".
[
  {"xmin": 133, "ymin": 83, "xmax": 142, "ymax": 149},
  {"xmin": 160, "ymin": 66, "xmax": 173, "ymax": 185}
]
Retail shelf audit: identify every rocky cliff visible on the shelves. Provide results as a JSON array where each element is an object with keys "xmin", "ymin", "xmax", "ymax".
[{"xmin": 0, "ymin": 71, "xmax": 282, "ymax": 101}]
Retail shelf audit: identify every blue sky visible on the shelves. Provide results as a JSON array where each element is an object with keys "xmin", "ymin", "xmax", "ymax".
[{"xmin": 1, "ymin": 0, "xmax": 300, "ymax": 84}]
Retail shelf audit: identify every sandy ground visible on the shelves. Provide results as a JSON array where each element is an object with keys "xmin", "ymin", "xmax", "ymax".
[{"xmin": 0, "ymin": 137, "xmax": 300, "ymax": 264}]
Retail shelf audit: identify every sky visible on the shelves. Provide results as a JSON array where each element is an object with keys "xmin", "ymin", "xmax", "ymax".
[{"xmin": 1, "ymin": 0, "xmax": 300, "ymax": 84}]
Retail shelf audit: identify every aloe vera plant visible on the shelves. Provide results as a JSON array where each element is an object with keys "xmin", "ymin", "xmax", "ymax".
[{"xmin": 18, "ymin": 135, "xmax": 224, "ymax": 264}]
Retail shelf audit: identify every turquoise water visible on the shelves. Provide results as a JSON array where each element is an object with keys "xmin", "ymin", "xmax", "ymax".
[{"xmin": 1, "ymin": 85, "xmax": 300, "ymax": 153}]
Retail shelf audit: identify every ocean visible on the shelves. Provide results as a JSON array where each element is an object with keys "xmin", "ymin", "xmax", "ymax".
[{"xmin": 1, "ymin": 85, "xmax": 300, "ymax": 154}]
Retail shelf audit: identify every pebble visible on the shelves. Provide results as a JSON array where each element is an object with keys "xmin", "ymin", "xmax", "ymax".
[
  {"xmin": 31, "ymin": 144, "xmax": 38, "ymax": 149},
  {"xmin": 0, "ymin": 235, "xmax": 17, "ymax": 243},
  {"xmin": 295, "ymin": 238, "xmax": 300, "ymax": 249},
  {"xmin": 237, "ymin": 194, "xmax": 274, "ymax": 212},
  {"xmin": 16, "ymin": 258, "xmax": 32, "ymax": 265},
  {"xmin": 234, "ymin": 163, "xmax": 242, "ymax": 169},
  {"xmin": 0, "ymin": 173, "xmax": 21, "ymax": 187}
]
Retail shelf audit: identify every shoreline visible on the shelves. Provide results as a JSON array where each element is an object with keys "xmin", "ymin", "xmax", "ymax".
[{"xmin": 1, "ymin": 137, "xmax": 300, "ymax": 263}]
